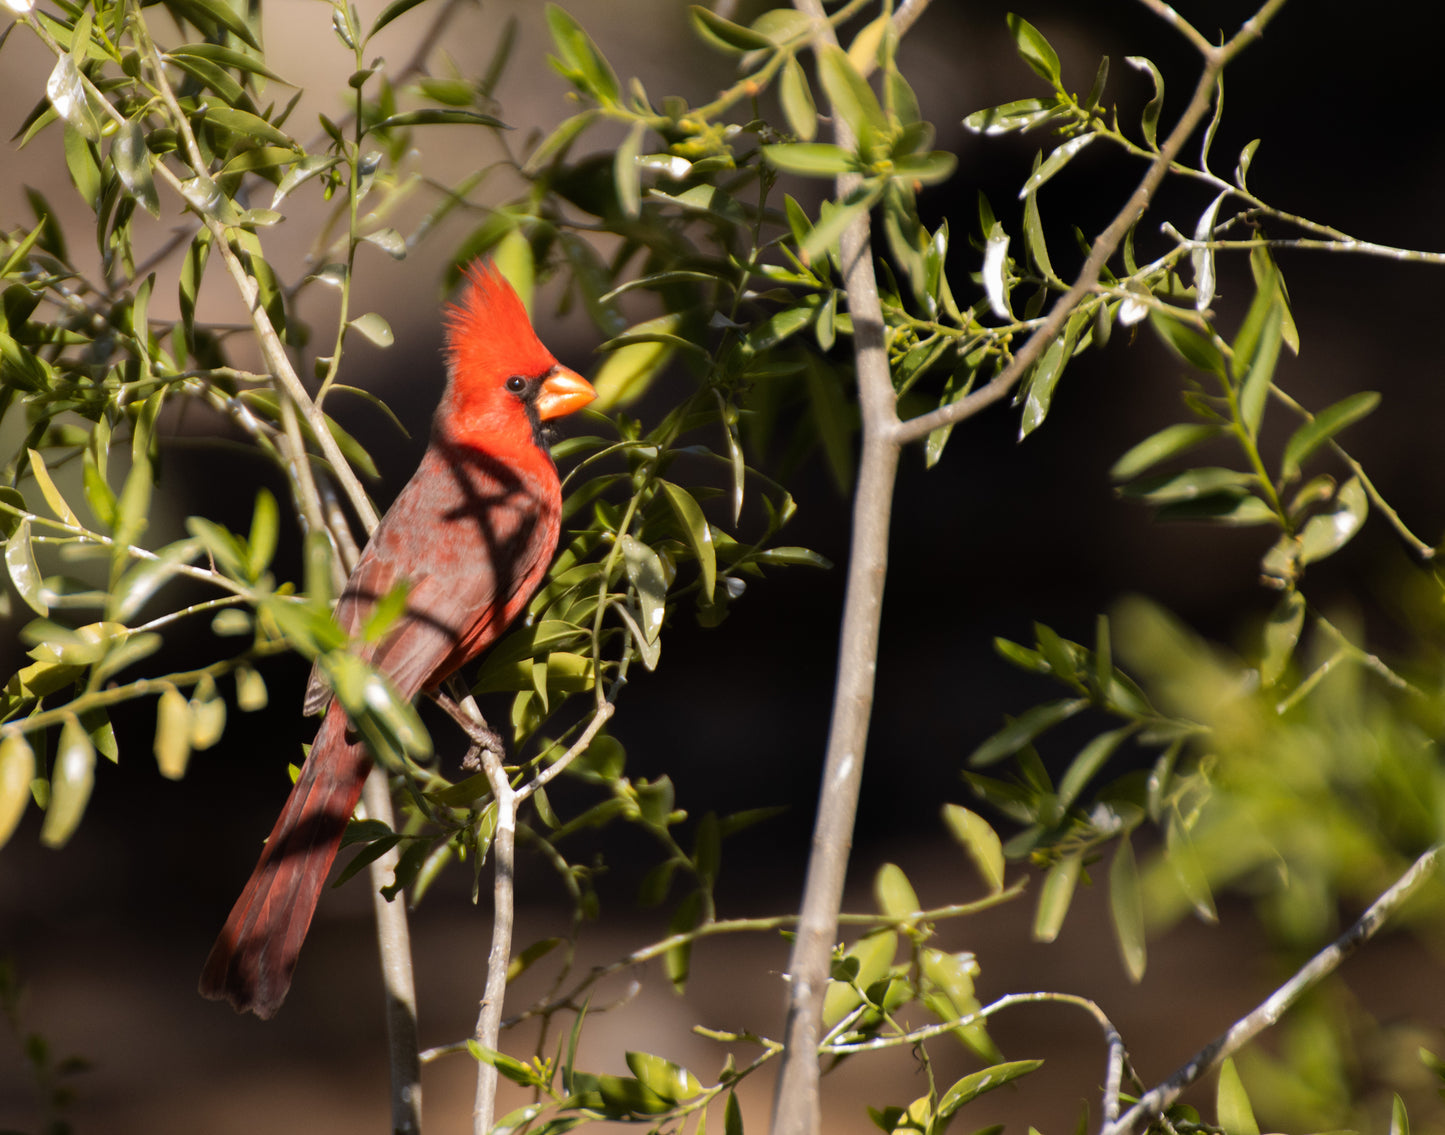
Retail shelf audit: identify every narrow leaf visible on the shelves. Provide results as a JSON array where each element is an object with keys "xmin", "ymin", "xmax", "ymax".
[{"xmin": 1109, "ymin": 833, "xmax": 1147, "ymax": 981}]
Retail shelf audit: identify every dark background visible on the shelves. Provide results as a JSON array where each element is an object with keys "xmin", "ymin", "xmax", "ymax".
[{"xmin": 3, "ymin": 1, "xmax": 1445, "ymax": 1131}]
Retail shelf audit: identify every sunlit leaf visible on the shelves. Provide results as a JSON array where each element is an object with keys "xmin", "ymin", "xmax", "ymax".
[
  {"xmin": 969, "ymin": 698, "xmax": 1088, "ymax": 767},
  {"xmin": 39, "ymin": 716, "xmax": 95, "ymax": 848},
  {"xmin": 1109, "ymin": 833, "xmax": 1146, "ymax": 981},
  {"xmin": 1033, "ymin": 851, "xmax": 1081, "ymax": 942},
  {"xmin": 1111, "ymin": 423, "xmax": 1223, "ymax": 482},
  {"xmin": 0, "ymin": 733, "xmax": 36, "ymax": 848},
  {"xmin": 1298, "ymin": 476, "xmax": 1367, "ymax": 565},
  {"xmin": 779, "ymin": 55, "xmax": 817, "ymax": 141},
  {"xmin": 938, "ymin": 1060, "xmax": 1045, "ymax": 1117},
  {"xmin": 1007, "ymin": 14, "xmax": 1060, "ymax": 84},
  {"xmin": 6, "ymin": 519, "xmax": 48, "ymax": 615},
  {"xmin": 1126, "ymin": 55, "xmax": 1164, "ymax": 148},
  {"xmin": 1216, "ymin": 1059, "xmax": 1260, "ymax": 1135},
  {"xmin": 1281, "ymin": 391, "xmax": 1379, "ymax": 482},
  {"xmin": 942, "ymin": 804, "xmax": 1005, "ymax": 893}
]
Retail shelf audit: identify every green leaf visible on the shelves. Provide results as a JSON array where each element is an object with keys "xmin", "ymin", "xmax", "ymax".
[
  {"xmin": 1126, "ymin": 56, "xmax": 1165, "ymax": 148},
  {"xmin": 1298, "ymin": 476, "xmax": 1367, "ymax": 565},
  {"xmin": 362, "ymin": 228, "xmax": 407, "ymax": 259},
  {"xmin": 1259, "ymin": 589, "xmax": 1305, "ymax": 687},
  {"xmin": 201, "ymin": 105, "xmax": 295, "ymax": 148},
  {"xmin": 725, "ymin": 1091, "xmax": 744, "ymax": 1135},
  {"xmin": 1216, "ymin": 1059, "xmax": 1260, "ymax": 1135},
  {"xmin": 1237, "ymin": 301, "xmax": 1282, "ymax": 437},
  {"xmin": 822, "ymin": 929, "xmax": 896, "ymax": 1026},
  {"xmin": 370, "ymin": 108, "xmax": 507, "ymax": 131},
  {"xmin": 1166, "ymin": 809, "xmax": 1217, "ymax": 922},
  {"xmin": 658, "ymin": 481, "xmax": 715, "ymax": 602},
  {"xmin": 1281, "ymin": 391, "xmax": 1379, "ymax": 482},
  {"xmin": 154, "ymin": 685, "xmax": 193, "ymax": 779},
  {"xmin": 247, "ymin": 488, "xmax": 279, "ymax": 579},
  {"xmin": 816, "ymin": 43, "xmax": 888, "ymax": 143},
  {"xmin": 187, "ymin": 516, "xmax": 250, "ymax": 581},
  {"xmin": 1019, "ymin": 308, "xmax": 1087, "ymax": 438},
  {"xmin": 1149, "ymin": 309, "xmax": 1226, "ymax": 376},
  {"xmin": 110, "ymin": 538, "xmax": 201, "ymax": 622},
  {"xmin": 164, "ymin": 0, "xmax": 264, "ymax": 49},
  {"xmin": 236, "ymin": 664, "xmax": 268, "ymax": 711},
  {"xmin": 1109, "ymin": 833, "xmax": 1146, "ymax": 982},
  {"xmin": 968, "ymin": 698, "xmax": 1088, "ymax": 767},
  {"xmin": 1019, "ymin": 135, "xmax": 1093, "ymax": 198},
  {"xmin": 40, "ymin": 716, "xmax": 95, "ymax": 848},
  {"xmin": 614, "ymin": 119, "xmax": 644, "ymax": 219},
  {"xmin": 272, "ymin": 154, "xmax": 344, "ymax": 207},
  {"xmin": 368, "ymin": 0, "xmax": 429, "ymax": 40},
  {"xmin": 1190, "ymin": 191, "xmax": 1228, "ymax": 311},
  {"xmin": 938, "ymin": 1060, "xmax": 1045, "ymax": 1116},
  {"xmin": 349, "ymin": 312, "xmax": 394, "ymax": 347},
  {"xmin": 1111, "ymin": 423, "xmax": 1223, "ymax": 481},
  {"xmin": 688, "ymin": 5, "xmax": 771, "ymax": 51},
  {"xmin": 626, "ymin": 1051, "xmax": 701, "ymax": 1104},
  {"xmin": 963, "ymin": 97, "xmax": 1063, "ymax": 136},
  {"xmin": 25, "ymin": 449, "xmax": 79, "ymax": 528},
  {"xmin": 779, "ymin": 55, "xmax": 817, "ymax": 141},
  {"xmin": 323, "ymin": 652, "xmax": 432, "ymax": 767},
  {"xmin": 1118, "ymin": 467, "xmax": 1253, "ymax": 506},
  {"xmin": 1033, "ymin": 851, "xmax": 1081, "ymax": 942},
  {"xmin": 874, "ymin": 862, "xmax": 920, "ymax": 921},
  {"xmin": 6, "ymin": 519, "xmax": 48, "ymax": 616},
  {"xmin": 167, "ymin": 42, "xmax": 287, "ymax": 82},
  {"xmin": 0, "ymin": 733, "xmax": 37, "ymax": 849},
  {"xmin": 619, "ymin": 534, "xmax": 666, "ymax": 644},
  {"xmin": 1021, "ymin": 165, "xmax": 1058, "ymax": 284},
  {"xmin": 468, "ymin": 1042, "xmax": 544, "ymax": 1088},
  {"xmin": 942, "ymin": 804, "xmax": 1005, "ymax": 893},
  {"xmin": 800, "ymin": 187, "xmax": 879, "ymax": 265},
  {"xmin": 1007, "ymin": 14, "xmax": 1061, "ymax": 85},
  {"xmin": 112, "ymin": 119, "xmax": 160, "ymax": 217},
  {"xmin": 545, "ymin": 4, "xmax": 620, "ymax": 106},
  {"xmin": 762, "ymin": 142, "xmax": 854, "ymax": 177},
  {"xmin": 1057, "ymin": 726, "xmax": 1132, "ymax": 811},
  {"xmin": 1392, "ymin": 1093, "xmax": 1410, "ymax": 1135}
]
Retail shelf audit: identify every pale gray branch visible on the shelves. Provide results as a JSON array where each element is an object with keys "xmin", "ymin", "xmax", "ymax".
[{"xmin": 770, "ymin": 2, "xmax": 904, "ymax": 1132}]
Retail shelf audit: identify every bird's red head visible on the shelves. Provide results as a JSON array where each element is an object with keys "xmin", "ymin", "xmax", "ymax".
[{"xmin": 441, "ymin": 262, "xmax": 596, "ymax": 447}]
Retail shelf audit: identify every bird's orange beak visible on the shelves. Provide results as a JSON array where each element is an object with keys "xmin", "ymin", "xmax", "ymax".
[{"xmin": 535, "ymin": 366, "xmax": 597, "ymax": 421}]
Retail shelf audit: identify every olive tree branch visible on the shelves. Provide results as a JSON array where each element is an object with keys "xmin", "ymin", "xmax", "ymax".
[
  {"xmin": 890, "ymin": 0, "xmax": 1290, "ymax": 446},
  {"xmin": 770, "ymin": 2, "xmax": 904, "ymax": 1130},
  {"xmin": 1100, "ymin": 843, "xmax": 1442, "ymax": 1135}
]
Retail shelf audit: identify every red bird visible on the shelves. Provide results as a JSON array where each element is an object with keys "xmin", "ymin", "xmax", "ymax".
[{"xmin": 200, "ymin": 264, "xmax": 596, "ymax": 1018}]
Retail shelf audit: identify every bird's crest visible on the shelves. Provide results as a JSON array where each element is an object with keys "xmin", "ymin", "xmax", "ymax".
[{"xmin": 444, "ymin": 262, "xmax": 556, "ymax": 385}]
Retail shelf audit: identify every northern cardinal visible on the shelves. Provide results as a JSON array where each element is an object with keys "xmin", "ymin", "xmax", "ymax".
[{"xmin": 200, "ymin": 264, "xmax": 596, "ymax": 1018}]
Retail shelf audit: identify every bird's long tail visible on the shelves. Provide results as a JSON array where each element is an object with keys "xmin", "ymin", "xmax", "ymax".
[{"xmin": 199, "ymin": 701, "xmax": 371, "ymax": 1019}]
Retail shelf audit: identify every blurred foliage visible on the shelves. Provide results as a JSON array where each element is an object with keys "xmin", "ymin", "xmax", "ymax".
[{"xmin": 2, "ymin": 0, "xmax": 1444, "ymax": 1133}]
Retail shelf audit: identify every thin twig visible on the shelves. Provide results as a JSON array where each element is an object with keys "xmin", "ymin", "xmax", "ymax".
[{"xmin": 1100, "ymin": 844, "xmax": 1442, "ymax": 1135}]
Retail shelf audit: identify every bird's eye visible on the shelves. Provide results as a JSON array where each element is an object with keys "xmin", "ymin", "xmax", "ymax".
[{"xmin": 505, "ymin": 375, "xmax": 527, "ymax": 394}]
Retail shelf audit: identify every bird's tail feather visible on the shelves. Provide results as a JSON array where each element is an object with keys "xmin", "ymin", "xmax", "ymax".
[{"xmin": 199, "ymin": 702, "xmax": 370, "ymax": 1019}]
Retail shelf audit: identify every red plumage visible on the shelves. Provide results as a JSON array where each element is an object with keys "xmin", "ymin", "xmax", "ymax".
[{"xmin": 200, "ymin": 264, "xmax": 596, "ymax": 1018}]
